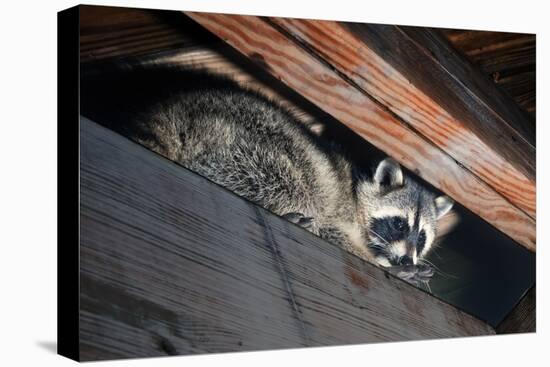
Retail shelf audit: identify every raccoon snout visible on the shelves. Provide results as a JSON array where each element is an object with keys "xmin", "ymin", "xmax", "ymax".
[
  {"xmin": 397, "ymin": 256, "xmax": 414, "ymax": 266},
  {"xmin": 390, "ymin": 255, "xmax": 413, "ymax": 266}
]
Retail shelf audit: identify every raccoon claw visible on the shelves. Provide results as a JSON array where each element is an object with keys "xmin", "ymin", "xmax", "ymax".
[
  {"xmin": 415, "ymin": 264, "xmax": 435, "ymax": 279},
  {"xmin": 283, "ymin": 212, "xmax": 314, "ymax": 230}
]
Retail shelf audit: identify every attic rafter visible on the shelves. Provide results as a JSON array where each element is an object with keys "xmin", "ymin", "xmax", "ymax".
[{"xmin": 268, "ymin": 19, "xmax": 535, "ymax": 219}]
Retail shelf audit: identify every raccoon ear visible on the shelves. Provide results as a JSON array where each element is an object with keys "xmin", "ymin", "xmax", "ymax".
[
  {"xmin": 434, "ymin": 195, "xmax": 454, "ymax": 219},
  {"xmin": 374, "ymin": 158, "xmax": 404, "ymax": 189}
]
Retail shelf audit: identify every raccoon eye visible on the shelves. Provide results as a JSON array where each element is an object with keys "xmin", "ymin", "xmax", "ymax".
[{"xmin": 390, "ymin": 217, "xmax": 407, "ymax": 233}]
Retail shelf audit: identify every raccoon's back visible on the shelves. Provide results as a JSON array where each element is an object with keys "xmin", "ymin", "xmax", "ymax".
[{"xmin": 81, "ymin": 65, "xmax": 340, "ymax": 219}]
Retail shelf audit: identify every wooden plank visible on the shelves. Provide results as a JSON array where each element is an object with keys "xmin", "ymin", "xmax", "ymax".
[
  {"xmin": 393, "ymin": 27, "xmax": 535, "ymax": 149},
  {"xmin": 184, "ymin": 12, "xmax": 536, "ymax": 251},
  {"xmin": 496, "ymin": 286, "xmax": 535, "ymax": 334},
  {"xmin": 80, "ymin": 117, "xmax": 308, "ymax": 360},
  {"xmin": 442, "ymin": 29, "xmax": 536, "ymax": 118},
  {"xmin": 268, "ymin": 19, "xmax": 535, "ymax": 219},
  {"xmin": 443, "ymin": 30, "xmax": 533, "ymax": 56},
  {"xmin": 497, "ymin": 71, "xmax": 536, "ymax": 114},
  {"xmin": 79, "ymin": 5, "xmax": 219, "ymax": 63},
  {"xmin": 467, "ymin": 38, "xmax": 535, "ymax": 74},
  {"xmin": 496, "ymin": 71, "xmax": 535, "ymax": 96},
  {"xmin": 80, "ymin": 117, "xmax": 495, "ymax": 360}
]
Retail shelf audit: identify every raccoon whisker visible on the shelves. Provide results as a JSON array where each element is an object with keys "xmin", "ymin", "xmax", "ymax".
[
  {"xmin": 417, "ymin": 258, "xmax": 443, "ymax": 272},
  {"xmin": 435, "ymin": 270, "xmax": 459, "ymax": 280},
  {"xmin": 431, "ymin": 248, "xmax": 444, "ymax": 260},
  {"xmin": 422, "ymin": 280, "xmax": 432, "ymax": 293},
  {"xmin": 417, "ymin": 258, "xmax": 445, "ymax": 276},
  {"xmin": 418, "ymin": 259, "xmax": 459, "ymax": 280},
  {"xmin": 367, "ymin": 243, "xmax": 386, "ymax": 250},
  {"xmin": 417, "ymin": 258, "xmax": 438, "ymax": 269},
  {"xmin": 368, "ymin": 229, "xmax": 392, "ymax": 247},
  {"xmin": 367, "ymin": 243, "xmax": 390, "ymax": 258}
]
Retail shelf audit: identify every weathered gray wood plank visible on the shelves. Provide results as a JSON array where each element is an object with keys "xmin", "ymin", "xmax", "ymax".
[
  {"xmin": 496, "ymin": 286, "xmax": 535, "ymax": 334},
  {"xmin": 80, "ymin": 117, "xmax": 494, "ymax": 360}
]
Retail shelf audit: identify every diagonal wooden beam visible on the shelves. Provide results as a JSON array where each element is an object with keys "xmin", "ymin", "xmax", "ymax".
[
  {"xmin": 185, "ymin": 12, "xmax": 535, "ymax": 251},
  {"xmin": 401, "ymin": 27, "xmax": 535, "ymax": 141},
  {"xmin": 268, "ymin": 19, "xmax": 535, "ymax": 219}
]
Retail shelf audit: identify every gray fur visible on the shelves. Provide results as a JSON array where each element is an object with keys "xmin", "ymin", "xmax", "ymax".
[{"xmin": 81, "ymin": 65, "xmax": 452, "ymax": 278}]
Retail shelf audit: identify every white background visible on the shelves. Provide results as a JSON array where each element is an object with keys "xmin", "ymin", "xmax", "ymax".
[{"xmin": 0, "ymin": 0, "xmax": 547, "ymax": 365}]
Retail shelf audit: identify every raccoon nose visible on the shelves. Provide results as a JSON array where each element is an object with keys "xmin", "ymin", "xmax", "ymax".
[{"xmin": 398, "ymin": 256, "xmax": 413, "ymax": 266}]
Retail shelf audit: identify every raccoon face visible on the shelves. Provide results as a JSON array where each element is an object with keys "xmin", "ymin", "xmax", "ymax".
[{"xmin": 357, "ymin": 158, "xmax": 453, "ymax": 268}]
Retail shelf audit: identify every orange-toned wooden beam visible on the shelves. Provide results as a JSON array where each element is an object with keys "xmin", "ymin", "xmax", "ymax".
[
  {"xmin": 269, "ymin": 19, "xmax": 535, "ymax": 219},
  {"xmin": 185, "ymin": 12, "xmax": 535, "ymax": 251}
]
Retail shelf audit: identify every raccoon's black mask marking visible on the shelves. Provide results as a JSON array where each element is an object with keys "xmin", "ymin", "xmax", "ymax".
[{"xmin": 371, "ymin": 216, "xmax": 409, "ymax": 243}]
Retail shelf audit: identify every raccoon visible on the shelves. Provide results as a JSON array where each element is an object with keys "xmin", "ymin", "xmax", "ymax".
[{"xmin": 81, "ymin": 64, "xmax": 453, "ymax": 284}]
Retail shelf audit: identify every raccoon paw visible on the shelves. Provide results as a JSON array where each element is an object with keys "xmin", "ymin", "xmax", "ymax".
[
  {"xmin": 283, "ymin": 212, "xmax": 315, "ymax": 230},
  {"xmin": 390, "ymin": 264, "xmax": 434, "ymax": 286},
  {"xmin": 410, "ymin": 265, "xmax": 435, "ymax": 286}
]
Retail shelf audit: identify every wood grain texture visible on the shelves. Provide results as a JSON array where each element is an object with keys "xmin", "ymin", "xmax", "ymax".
[
  {"xmin": 394, "ymin": 27, "xmax": 535, "ymax": 148},
  {"xmin": 496, "ymin": 286, "xmax": 535, "ymax": 334},
  {"xmin": 79, "ymin": 5, "xmax": 214, "ymax": 63},
  {"xmin": 185, "ymin": 12, "xmax": 535, "ymax": 251},
  {"xmin": 495, "ymin": 70, "xmax": 535, "ymax": 114},
  {"xmin": 442, "ymin": 29, "xmax": 535, "ymax": 118},
  {"xmin": 268, "ymin": 19, "xmax": 535, "ymax": 219},
  {"xmin": 80, "ymin": 117, "xmax": 494, "ymax": 360}
]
